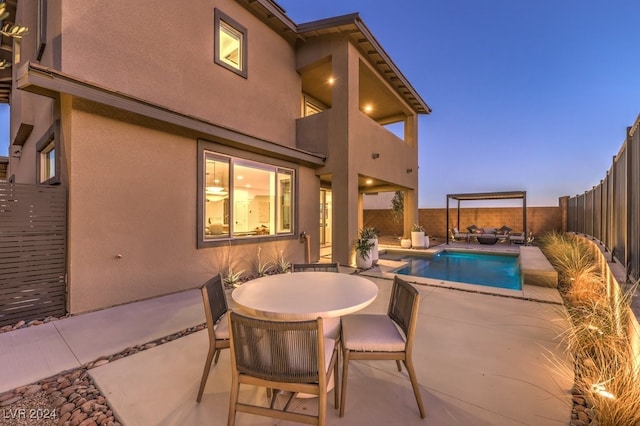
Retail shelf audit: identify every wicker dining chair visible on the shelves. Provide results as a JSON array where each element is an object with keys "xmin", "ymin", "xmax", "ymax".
[
  {"xmin": 291, "ymin": 262, "xmax": 339, "ymax": 273},
  {"xmin": 339, "ymin": 275, "xmax": 426, "ymax": 418},
  {"xmin": 291, "ymin": 262, "xmax": 341, "ymax": 340},
  {"xmin": 227, "ymin": 311, "xmax": 340, "ymax": 426},
  {"xmin": 196, "ymin": 275, "xmax": 230, "ymax": 402}
]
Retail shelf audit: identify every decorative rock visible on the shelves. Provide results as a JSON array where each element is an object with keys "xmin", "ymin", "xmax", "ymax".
[
  {"xmin": 14, "ymin": 320, "xmax": 25, "ymax": 329},
  {"xmin": 92, "ymin": 359, "xmax": 109, "ymax": 368},
  {"xmin": 0, "ymin": 392, "xmax": 16, "ymax": 402},
  {"xmin": 0, "ymin": 396, "xmax": 22, "ymax": 406},
  {"xmin": 60, "ymin": 402, "xmax": 76, "ymax": 416},
  {"xmin": 23, "ymin": 384, "xmax": 42, "ymax": 396}
]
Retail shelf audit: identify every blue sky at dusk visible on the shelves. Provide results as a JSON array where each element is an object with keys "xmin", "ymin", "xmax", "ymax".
[
  {"xmin": 1, "ymin": 1, "xmax": 639, "ymax": 208},
  {"xmin": 277, "ymin": 0, "xmax": 640, "ymax": 207}
]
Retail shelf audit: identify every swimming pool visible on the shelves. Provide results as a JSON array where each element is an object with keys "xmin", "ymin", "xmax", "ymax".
[{"xmin": 392, "ymin": 250, "xmax": 522, "ymax": 290}]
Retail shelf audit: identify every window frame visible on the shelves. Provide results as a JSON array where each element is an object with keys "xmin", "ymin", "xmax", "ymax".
[
  {"xmin": 36, "ymin": 121, "xmax": 60, "ymax": 185},
  {"xmin": 214, "ymin": 9, "xmax": 248, "ymax": 78},
  {"xmin": 197, "ymin": 142, "xmax": 297, "ymax": 248}
]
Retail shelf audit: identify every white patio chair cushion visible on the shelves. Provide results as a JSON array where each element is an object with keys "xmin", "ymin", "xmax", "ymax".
[
  {"xmin": 324, "ymin": 337, "xmax": 336, "ymax": 372},
  {"xmin": 323, "ymin": 317, "xmax": 341, "ymax": 340},
  {"xmin": 214, "ymin": 311, "xmax": 229, "ymax": 339},
  {"xmin": 342, "ymin": 314, "xmax": 405, "ymax": 352}
]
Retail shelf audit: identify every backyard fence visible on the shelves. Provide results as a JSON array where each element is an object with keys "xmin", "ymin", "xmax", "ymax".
[
  {"xmin": 0, "ymin": 183, "xmax": 67, "ymax": 327},
  {"xmin": 567, "ymin": 114, "xmax": 640, "ymax": 284}
]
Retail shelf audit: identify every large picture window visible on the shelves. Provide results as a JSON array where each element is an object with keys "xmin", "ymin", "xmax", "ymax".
[{"xmin": 201, "ymin": 151, "xmax": 294, "ymax": 244}]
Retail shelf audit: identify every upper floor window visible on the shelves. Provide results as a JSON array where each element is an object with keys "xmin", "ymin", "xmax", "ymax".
[
  {"xmin": 36, "ymin": 121, "xmax": 60, "ymax": 185},
  {"xmin": 214, "ymin": 9, "xmax": 247, "ymax": 78},
  {"xmin": 199, "ymin": 149, "xmax": 295, "ymax": 247}
]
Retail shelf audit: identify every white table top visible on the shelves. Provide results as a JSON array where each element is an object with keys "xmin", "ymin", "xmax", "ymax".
[{"xmin": 231, "ymin": 272, "xmax": 378, "ymax": 320}]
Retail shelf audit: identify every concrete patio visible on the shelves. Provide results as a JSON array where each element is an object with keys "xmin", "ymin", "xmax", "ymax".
[{"xmin": 0, "ymin": 265, "xmax": 573, "ymax": 425}]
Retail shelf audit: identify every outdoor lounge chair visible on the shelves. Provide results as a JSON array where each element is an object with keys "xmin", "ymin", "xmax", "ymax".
[
  {"xmin": 227, "ymin": 312, "xmax": 340, "ymax": 426},
  {"xmin": 196, "ymin": 275, "xmax": 230, "ymax": 402},
  {"xmin": 292, "ymin": 262, "xmax": 340, "ymax": 273},
  {"xmin": 451, "ymin": 227, "xmax": 470, "ymax": 242},
  {"xmin": 339, "ymin": 276, "xmax": 425, "ymax": 418}
]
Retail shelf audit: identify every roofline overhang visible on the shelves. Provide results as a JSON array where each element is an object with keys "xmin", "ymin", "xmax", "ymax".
[
  {"xmin": 238, "ymin": 1, "xmax": 431, "ymax": 115},
  {"xmin": 15, "ymin": 62, "xmax": 326, "ymax": 168},
  {"xmin": 297, "ymin": 13, "xmax": 431, "ymax": 115}
]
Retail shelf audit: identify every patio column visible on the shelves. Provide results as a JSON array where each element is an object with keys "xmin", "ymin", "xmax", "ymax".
[{"xmin": 403, "ymin": 189, "xmax": 418, "ymax": 237}]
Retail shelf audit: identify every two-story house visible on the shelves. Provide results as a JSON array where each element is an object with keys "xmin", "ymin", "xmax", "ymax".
[{"xmin": 5, "ymin": 0, "xmax": 430, "ymax": 314}]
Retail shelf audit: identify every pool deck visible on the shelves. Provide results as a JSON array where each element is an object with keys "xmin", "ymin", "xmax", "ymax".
[{"xmin": 376, "ymin": 241, "xmax": 563, "ymax": 305}]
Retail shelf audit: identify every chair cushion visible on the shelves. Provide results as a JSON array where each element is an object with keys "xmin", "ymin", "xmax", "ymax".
[
  {"xmin": 342, "ymin": 314, "xmax": 405, "ymax": 352},
  {"xmin": 214, "ymin": 311, "xmax": 229, "ymax": 339},
  {"xmin": 323, "ymin": 317, "xmax": 341, "ymax": 340},
  {"xmin": 324, "ymin": 338, "xmax": 336, "ymax": 372},
  {"xmin": 466, "ymin": 224, "xmax": 478, "ymax": 233}
]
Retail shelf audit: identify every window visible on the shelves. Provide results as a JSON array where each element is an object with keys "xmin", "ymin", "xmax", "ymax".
[
  {"xmin": 40, "ymin": 141, "xmax": 55, "ymax": 182},
  {"xmin": 302, "ymin": 95, "xmax": 326, "ymax": 117},
  {"xmin": 36, "ymin": 121, "xmax": 60, "ymax": 185},
  {"xmin": 214, "ymin": 9, "xmax": 247, "ymax": 78},
  {"xmin": 200, "ymin": 150, "xmax": 295, "ymax": 245}
]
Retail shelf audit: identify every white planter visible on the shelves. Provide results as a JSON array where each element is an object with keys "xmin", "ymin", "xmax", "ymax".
[
  {"xmin": 356, "ymin": 252, "xmax": 372, "ymax": 269},
  {"xmin": 400, "ymin": 238, "xmax": 412, "ymax": 248},
  {"xmin": 411, "ymin": 231, "xmax": 425, "ymax": 249},
  {"xmin": 424, "ymin": 236, "xmax": 430, "ymax": 248},
  {"xmin": 368, "ymin": 238, "xmax": 379, "ymax": 265}
]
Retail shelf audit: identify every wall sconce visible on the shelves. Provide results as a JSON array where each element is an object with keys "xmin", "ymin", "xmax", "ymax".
[
  {"xmin": 406, "ymin": 168, "xmax": 413, "ymax": 173},
  {"xmin": 12, "ymin": 146, "xmax": 22, "ymax": 158},
  {"xmin": 371, "ymin": 153, "xmax": 380, "ymax": 159}
]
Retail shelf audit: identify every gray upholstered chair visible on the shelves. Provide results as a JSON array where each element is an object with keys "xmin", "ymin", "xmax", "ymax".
[
  {"xmin": 451, "ymin": 227, "xmax": 470, "ymax": 242},
  {"xmin": 227, "ymin": 312, "xmax": 340, "ymax": 426},
  {"xmin": 339, "ymin": 276, "xmax": 425, "ymax": 418},
  {"xmin": 292, "ymin": 262, "xmax": 339, "ymax": 273},
  {"xmin": 196, "ymin": 275, "xmax": 230, "ymax": 402}
]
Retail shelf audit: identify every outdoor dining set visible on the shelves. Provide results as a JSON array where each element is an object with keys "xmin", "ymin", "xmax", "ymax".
[{"xmin": 196, "ymin": 264, "xmax": 425, "ymax": 425}]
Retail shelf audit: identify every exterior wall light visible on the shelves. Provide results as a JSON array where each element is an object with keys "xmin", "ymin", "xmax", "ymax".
[
  {"xmin": 371, "ymin": 153, "xmax": 380, "ymax": 159},
  {"xmin": 406, "ymin": 168, "xmax": 413, "ymax": 173}
]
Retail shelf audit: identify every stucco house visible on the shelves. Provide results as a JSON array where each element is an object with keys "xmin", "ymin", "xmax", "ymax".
[{"xmin": 4, "ymin": 0, "xmax": 430, "ymax": 314}]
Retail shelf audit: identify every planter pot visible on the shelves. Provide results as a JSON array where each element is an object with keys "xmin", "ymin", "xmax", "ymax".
[
  {"xmin": 400, "ymin": 238, "xmax": 412, "ymax": 248},
  {"xmin": 356, "ymin": 252, "xmax": 372, "ymax": 270},
  {"xmin": 411, "ymin": 231, "xmax": 425, "ymax": 249},
  {"xmin": 368, "ymin": 238, "xmax": 379, "ymax": 265},
  {"xmin": 424, "ymin": 236, "xmax": 430, "ymax": 248}
]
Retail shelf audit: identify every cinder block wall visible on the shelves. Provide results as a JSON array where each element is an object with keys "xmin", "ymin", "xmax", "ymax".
[{"xmin": 364, "ymin": 207, "xmax": 563, "ymax": 239}]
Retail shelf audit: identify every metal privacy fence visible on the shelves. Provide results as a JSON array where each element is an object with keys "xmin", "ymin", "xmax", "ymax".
[
  {"xmin": 567, "ymin": 114, "xmax": 640, "ymax": 283},
  {"xmin": 0, "ymin": 183, "xmax": 67, "ymax": 327}
]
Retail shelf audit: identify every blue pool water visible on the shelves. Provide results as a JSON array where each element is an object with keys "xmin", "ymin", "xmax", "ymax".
[{"xmin": 393, "ymin": 251, "xmax": 522, "ymax": 290}]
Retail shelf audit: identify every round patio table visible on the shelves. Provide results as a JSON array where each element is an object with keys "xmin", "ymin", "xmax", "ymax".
[{"xmin": 231, "ymin": 272, "xmax": 378, "ymax": 320}]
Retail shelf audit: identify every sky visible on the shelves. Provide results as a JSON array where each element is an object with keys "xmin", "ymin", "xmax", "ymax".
[{"xmin": 1, "ymin": 1, "xmax": 639, "ymax": 208}]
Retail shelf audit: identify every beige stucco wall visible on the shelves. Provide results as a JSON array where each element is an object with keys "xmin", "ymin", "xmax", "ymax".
[
  {"xmin": 57, "ymin": 0, "xmax": 299, "ymax": 147},
  {"xmin": 65, "ymin": 99, "xmax": 317, "ymax": 313}
]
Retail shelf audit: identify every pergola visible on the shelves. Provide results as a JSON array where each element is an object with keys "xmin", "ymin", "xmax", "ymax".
[{"xmin": 445, "ymin": 191, "xmax": 527, "ymax": 244}]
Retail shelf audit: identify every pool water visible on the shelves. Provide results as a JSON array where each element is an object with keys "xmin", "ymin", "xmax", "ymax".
[{"xmin": 393, "ymin": 250, "xmax": 522, "ymax": 290}]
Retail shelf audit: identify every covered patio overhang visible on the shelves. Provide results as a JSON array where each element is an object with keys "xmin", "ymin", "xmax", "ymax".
[{"xmin": 445, "ymin": 190, "xmax": 527, "ymax": 244}]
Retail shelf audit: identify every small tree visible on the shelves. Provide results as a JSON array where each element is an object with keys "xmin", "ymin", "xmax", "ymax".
[{"xmin": 390, "ymin": 191, "xmax": 404, "ymax": 223}]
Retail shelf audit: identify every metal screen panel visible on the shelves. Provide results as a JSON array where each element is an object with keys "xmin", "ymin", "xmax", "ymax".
[
  {"xmin": 628, "ymin": 122, "xmax": 640, "ymax": 282},
  {"xmin": 0, "ymin": 183, "xmax": 67, "ymax": 327},
  {"xmin": 613, "ymin": 149, "xmax": 626, "ymax": 266}
]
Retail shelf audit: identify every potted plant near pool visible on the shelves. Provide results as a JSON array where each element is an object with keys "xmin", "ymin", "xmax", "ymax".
[
  {"xmin": 359, "ymin": 227, "xmax": 379, "ymax": 265},
  {"xmin": 411, "ymin": 224, "xmax": 426, "ymax": 249},
  {"xmin": 354, "ymin": 238, "xmax": 374, "ymax": 270}
]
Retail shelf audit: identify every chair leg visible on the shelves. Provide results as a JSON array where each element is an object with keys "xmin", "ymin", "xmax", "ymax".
[
  {"xmin": 404, "ymin": 359, "xmax": 426, "ymax": 418},
  {"xmin": 213, "ymin": 348, "xmax": 221, "ymax": 365},
  {"xmin": 395, "ymin": 360, "xmax": 402, "ymax": 372},
  {"xmin": 333, "ymin": 352, "xmax": 340, "ymax": 410},
  {"xmin": 339, "ymin": 349, "xmax": 350, "ymax": 417},
  {"xmin": 227, "ymin": 375, "xmax": 240, "ymax": 426},
  {"xmin": 196, "ymin": 348, "xmax": 216, "ymax": 402}
]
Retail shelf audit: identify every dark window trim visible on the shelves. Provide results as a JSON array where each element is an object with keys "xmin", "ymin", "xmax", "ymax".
[
  {"xmin": 213, "ymin": 8, "xmax": 248, "ymax": 79},
  {"xmin": 36, "ymin": 120, "xmax": 60, "ymax": 185},
  {"xmin": 197, "ymin": 139, "xmax": 297, "ymax": 249},
  {"xmin": 36, "ymin": 0, "xmax": 47, "ymax": 61}
]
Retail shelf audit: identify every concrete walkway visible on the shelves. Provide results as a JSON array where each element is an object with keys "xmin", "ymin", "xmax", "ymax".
[{"xmin": 0, "ymin": 273, "xmax": 574, "ymax": 425}]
